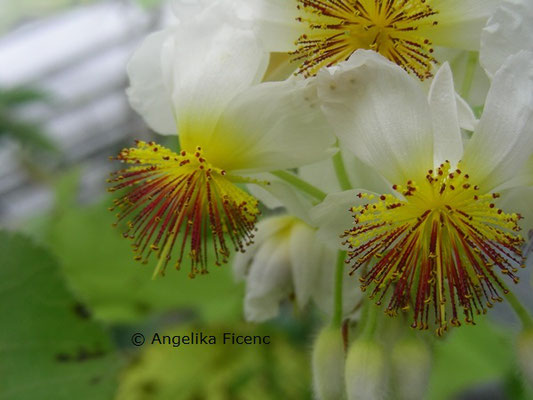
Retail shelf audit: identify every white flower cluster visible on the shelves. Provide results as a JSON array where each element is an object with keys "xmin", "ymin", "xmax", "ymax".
[
  {"xmin": 117, "ymin": 0, "xmax": 533, "ymax": 325},
  {"xmin": 112, "ymin": 0, "xmax": 533, "ymax": 397},
  {"xmin": 113, "ymin": 1, "xmax": 533, "ymax": 391}
]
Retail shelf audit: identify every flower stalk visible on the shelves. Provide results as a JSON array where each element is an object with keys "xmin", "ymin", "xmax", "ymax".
[
  {"xmin": 332, "ymin": 250, "xmax": 347, "ymax": 328},
  {"xmin": 270, "ymin": 170, "xmax": 327, "ymax": 201},
  {"xmin": 460, "ymin": 51, "xmax": 478, "ymax": 100}
]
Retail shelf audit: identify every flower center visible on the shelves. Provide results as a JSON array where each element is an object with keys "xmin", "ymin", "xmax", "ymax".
[
  {"xmin": 344, "ymin": 161, "xmax": 525, "ymax": 335},
  {"xmin": 292, "ymin": 0, "xmax": 439, "ymax": 78},
  {"xmin": 108, "ymin": 141, "xmax": 259, "ymax": 278}
]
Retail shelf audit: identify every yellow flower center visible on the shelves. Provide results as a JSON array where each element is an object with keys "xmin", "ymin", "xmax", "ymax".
[
  {"xmin": 293, "ymin": 0, "xmax": 439, "ymax": 78},
  {"xmin": 344, "ymin": 161, "xmax": 525, "ymax": 335},
  {"xmin": 108, "ymin": 141, "xmax": 260, "ymax": 278}
]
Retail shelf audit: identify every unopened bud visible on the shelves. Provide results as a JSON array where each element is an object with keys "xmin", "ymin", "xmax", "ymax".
[
  {"xmin": 312, "ymin": 327, "xmax": 346, "ymax": 400},
  {"xmin": 517, "ymin": 329, "xmax": 533, "ymax": 385},
  {"xmin": 345, "ymin": 340, "xmax": 387, "ymax": 400},
  {"xmin": 391, "ymin": 339, "xmax": 431, "ymax": 400}
]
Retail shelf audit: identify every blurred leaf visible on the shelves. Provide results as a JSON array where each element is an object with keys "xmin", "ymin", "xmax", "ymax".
[
  {"xmin": 0, "ymin": 113, "xmax": 57, "ymax": 152},
  {"xmin": 133, "ymin": 0, "xmax": 164, "ymax": 9},
  {"xmin": 0, "ymin": 230, "xmax": 119, "ymax": 400},
  {"xmin": 115, "ymin": 324, "xmax": 311, "ymax": 400},
  {"xmin": 426, "ymin": 319, "xmax": 513, "ymax": 400},
  {"xmin": 0, "ymin": 86, "xmax": 57, "ymax": 152},
  {"xmin": 0, "ymin": 87, "xmax": 48, "ymax": 106},
  {"xmin": 44, "ymin": 173, "xmax": 244, "ymax": 323}
]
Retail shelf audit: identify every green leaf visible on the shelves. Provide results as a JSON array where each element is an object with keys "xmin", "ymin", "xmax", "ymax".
[
  {"xmin": 115, "ymin": 324, "xmax": 311, "ymax": 400},
  {"xmin": 426, "ymin": 319, "xmax": 513, "ymax": 400},
  {"xmin": 0, "ymin": 87, "xmax": 49, "ymax": 106},
  {"xmin": 45, "ymin": 185, "xmax": 244, "ymax": 324},
  {"xmin": 0, "ymin": 230, "xmax": 119, "ymax": 400},
  {"xmin": 0, "ymin": 112, "xmax": 57, "ymax": 152}
]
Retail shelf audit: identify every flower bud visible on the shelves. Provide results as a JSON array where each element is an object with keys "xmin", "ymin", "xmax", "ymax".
[
  {"xmin": 391, "ymin": 339, "xmax": 431, "ymax": 400},
  {"xmin": 345, "ymin": 340, "xmax": 387, "ymax": 400},
  {"xmin": 312, "ymin": 327, "xmax": 346, "ymax": 400},
  {"xmin": 517, "ymin": 329, "xmax": 533, "ymax": 385}
]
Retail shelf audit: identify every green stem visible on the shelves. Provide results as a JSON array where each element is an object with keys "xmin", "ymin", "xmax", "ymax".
[
  {"xmin": 359, "ymin": 299, "xmax": 378, "ymax": 340},
  {"xmin": 505, "ymin": 287, "xmax": 533, "ymax": 329},
  {"xmin": 332, "ymin": 250, "xmax": 347, "ymax": 328},
  {"xmin": 332, "ymin": 149, "xmax": 351, "ymax": 191},
  {"xmin": 460, "ymin": 51, "xmax": 478, "ymax": 100},
  {"xmin": 270, "ymin": 170, "xmax": 327, "ymax": 201}
]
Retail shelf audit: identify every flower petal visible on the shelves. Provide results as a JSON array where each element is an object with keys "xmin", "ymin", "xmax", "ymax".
[
  {"xmin": 248, "ymin": 177, "xmax": 314, "ymax": 225},
  {"xmin": 500, "ymin": 185, "xmax": 533, "ymax": 234},
  {"xmin": 455, "ymin": 93, "xmax": 478, "ymax": 131},
  {"xmin": 420, "ymin": 0, "xmax": 499, "ymax": 51},
  {"xmin": 311, "ymin": 189, "xmax": 369, "ymax": 249},
  {"xmin": 318, "ymin": 50, "xmax": 434, "ymax": 185},
  {"xmin": 289, "ymin": 222, "xmax": 322, "ymax": 308},
  {"xmin": 244, "ymin": 237, "xmax": 292, "ymax": 322},
  {"xmin": 312, "ymin": 245, "xmax": 362, "ymax": 317},
  {"xmin": 233, "ymin": 216, "xmax": 289, "ymax": 281},
  {"xmin": 126, "ymin": 30, "xmax": 176, "ymax": 135},
  {"xmin": 161, "ymin": 8, "xmax": 269, "ymax": 153},
  {"xmin": 428, "ymin": 62, "xmax": 463, "ymax": 166},
  {"xmin": 246, "ymin": 0, "xmax": 303, "ymax": 52},
  {"xmin": 299, "ymin": 150, "xmax": 391, "ymax": 195},
  {"xmin": 480, "ymin": 0, "xmax": 533, "ymax": 77},
  {"xmin": 462, "ymin": 51, "xmax": 533, "ymax": 191},
  {"xmin": 207, "ymin": 77, "xmax": 335, "ymax": 172}
]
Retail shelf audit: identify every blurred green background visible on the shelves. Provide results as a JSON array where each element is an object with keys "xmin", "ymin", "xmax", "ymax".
[{"xmin": 1, "ymin": 1, "xmax": 533, "ymax": 399}]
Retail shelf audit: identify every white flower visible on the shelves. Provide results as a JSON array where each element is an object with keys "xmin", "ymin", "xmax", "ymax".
[
  {"xmin": 313, "ymin": 50, "xmax": 533, "ymax": 334},
  {"xmin": 247, "ymin": 0, "xmax": 499, "ymax": 78},
  {"xmin": 480, "ymin": 0, "xmax": 533, "ymax": 77},
  {"xmin": 234, "ymin": 214, "xmax": 361, "ymax": 322},
  {"xmin": 109, "ymin": 3, "xmax": 335, "ymax": 277}
]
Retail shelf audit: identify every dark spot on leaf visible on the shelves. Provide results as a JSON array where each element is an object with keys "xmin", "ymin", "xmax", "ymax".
[
  {"xmin": 89, "ymin": 376, "xmax": 102, "ymax": 385},
  {"xmin": 134, "ymin": 301, "xmax": 151, "ymax": 314},
  {"xmin": 140, "ymin": 380, "xmax": 158, "ymax": 394},
  {"xmin": 55, "ymin": 347, "xmax": 106, "ymax": 363},
  {"xmin": 55, "ymin": 353, "xmax": 71, "ymax": 362},
  {"xmin": 73, "ymin": 302, "xmax": 91, "ymax": 319},
  {"xmin": 76, "ymin": 346, "xmax": 106, "ymax": 362}
]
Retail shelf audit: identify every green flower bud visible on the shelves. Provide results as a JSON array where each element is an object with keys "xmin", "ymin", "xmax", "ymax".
[
  {"xmin": 345, "ymin": 340, "xmax": 387, "ymax": 400},
  {"xmin": 391, "ymin": 339, "xmax": 431, "ymax": 400},
  {"xmin": 312, "ymin": 327, "xmax": 346, "ymax": 400}
]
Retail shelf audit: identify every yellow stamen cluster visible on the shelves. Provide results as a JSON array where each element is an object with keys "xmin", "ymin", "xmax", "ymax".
[
  {"xmin": 344, "ymin": 161, "xmax": 524, "ymax": 335},
  {"xmin": 108, "ymin": 141, "xmax": 260, "ymax": 278},
  {"xmin": 292, "ymin": 0, "xmax": 439, "ymax": 78}
]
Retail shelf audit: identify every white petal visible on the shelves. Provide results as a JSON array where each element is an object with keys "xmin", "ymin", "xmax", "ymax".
[
  {"xmin": 289, "ymin": 222, "xmax": 322, "ymax": 308},
  {"xmin": 455, "ymin": 93, "xmax": 478, "ymax": 131},
  {"xmin": 232, "ymin": 216, "xmax": 289, "ymax": 281},
  {"xmin": 246, "ymin": 0, "xmax": 303, "ymax": 52},
  {"xmin": 462, "ymin": 51, "xmax": 533, "ymax": 191},
  {"xmin": 421, "ymin": 0, "xmax": 499, "ymax": 51},
  {"xmin": 162, "ymin": 13, "xmax": 269, "ymax": 153},
  {"xmin": 249, "ymin": 178, "xmax": 314, "ymax": 224},
  {"xmin": 170, "ymin": 0, "xmax": 211, "ymax": 21},
  {"xmin": 428, "ymin": 63, "xmax": 463, "ymax": 166},
  {"xmin": 310, "ymin": 189, "xmax": 367, "ymax": 249},
  {"xmin": 436, "ymin": 47, "xmax": 491, "ymax": 108},
  {"xmin": 312, "ymin": 245, "xmax": 362, "ymax": 317},
  {"xmin": 318, "ymin": 50, "xmax": 434, "ymax": 185},
  {"xmin": 206, "ymin": 77, "xmax": 335, "ymax": 172},
  {"xmin": 480, "ymin": 0, "xmax": 533, "ymax": 77},
  {"xmin": 244, "ymin": 237, "xmax": 291, "ymax": 322},
  {"xmin": 500, "ymin": 186, "xmax": 533, "ymax": 234},
  {"xmin": 126, "ymin": 30, "xmax": 176, "ymax": 135}
]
